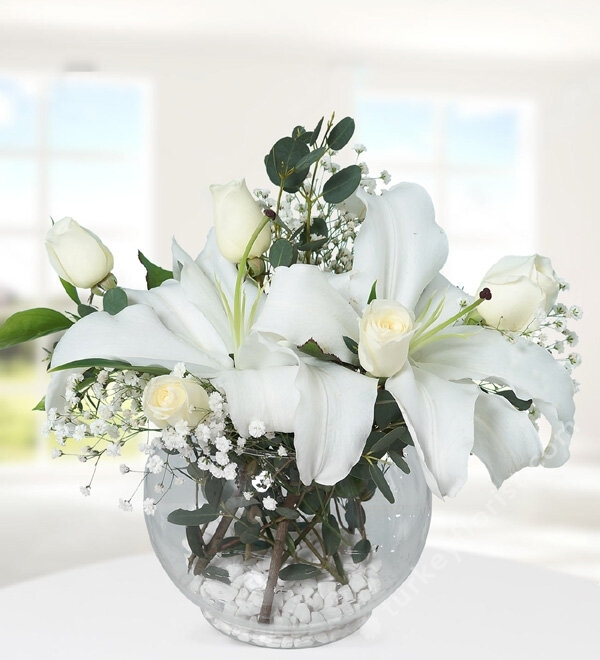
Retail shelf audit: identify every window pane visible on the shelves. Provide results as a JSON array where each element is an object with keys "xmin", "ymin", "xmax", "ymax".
[
  {"xmin": 50, "ymin": 78, "xmax": 146, "ymax": 152},
  {"xmin": 49, "ymin": 159, "xmax": 147, "ymax": 232},
  {"xmin": 0, "ymin": 158, "xmax": 37, "ymax": 229},
  {"xmin": 446, "ymin": 174, "xmax": 532, "ymax": 243},
  {"xmin": 0, "ymin": 76, "xmax": 38, "ymax": 149},
  {"xmin": 356, "ymin": 98, "xmax": 435, "ymax": 160},
  {"xmin": 445, "ymin": 102, "xmax": 519, "ymax": 168}
]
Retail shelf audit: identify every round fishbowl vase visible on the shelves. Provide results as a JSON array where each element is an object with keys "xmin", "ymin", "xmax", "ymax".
[{"xmin": 144, "ymin": 446, "xmax": 431, "ymax": 649}]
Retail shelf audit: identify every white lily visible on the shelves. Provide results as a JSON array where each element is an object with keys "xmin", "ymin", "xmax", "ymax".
[
  {"xmin": 253, "ymin": 183, "xmax": 576, "ymax": 497},
  {"xmin": 47, "ymin": 230, "xmax": 377, "ymax": 487}
]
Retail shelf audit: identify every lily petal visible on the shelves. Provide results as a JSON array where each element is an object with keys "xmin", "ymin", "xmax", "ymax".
[
  {"xmin": 412, "ymin": 325, "xmax": 575, "ymax": 468},
  {"xmin": 473, "ymin": 392, "xmax": 543, "ymax": 487},
  {"xmin": 253, "ymin": 265, "xmax": 359, "ymax": 364},
  {"xmin": 293, "ymin": 360, "xmax": 378, "ymax": 486},
  {"xmin": 212, "ymin": 364, "xmax": 299, "ymax": 436},
  {"xmin": 386, "ymin": 362, "xmax": 480, "ymax": 497},
  {"xmin": 352, "ymin": 184, "xmax": 449, "ymax": 310},
  {"xmin": 50, "ymin": 305, "xmax": 228, "ymax": 376}
]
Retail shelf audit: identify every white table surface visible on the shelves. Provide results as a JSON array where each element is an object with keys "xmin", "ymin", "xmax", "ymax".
[{"xmin": 0, "ymin": 547, "xmax": 598, "ymax": 659}]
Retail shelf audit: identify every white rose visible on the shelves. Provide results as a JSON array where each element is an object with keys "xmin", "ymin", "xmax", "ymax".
[
  {"xmin": 142, "ymin": 376, "xmax": 210, "ymax": 429},
  {"xmin": 358, "ymin": 299, "xmax": 415, "ymax": 378},
  {"xmin": 477, "ymin": 255, "xmax": 559, "ymax": 332},
  {"xmin": 210, "ymin": 179, "xmax": 272, "ymax": 263},
  {"xmin": 45, "ymin": 217, "xmax": 114, "ymax": 289}
]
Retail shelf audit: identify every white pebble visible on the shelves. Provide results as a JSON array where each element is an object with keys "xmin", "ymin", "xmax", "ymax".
[
  {"xmin": 315, "ymin": 631, "xmax": 331, "ymax": 644},
  {"xmin": 297, "ymin": 584, "xmax": 316, "ymax": 598},
  {"xmin": 357, "ymin": 589, "xmax": 371, "ymax": 605},
  {"xmin": 235, "ymin": 587, "xmax": 249, "ymax": 603},
  {"xmin": 244, "ymin": 570, "xmax": 267, "ymax": 590},
  {"xmin": 223, "ymin": 601, "xmax": 238, "ymax": 617},
  {"xmin": 237, "ymin": 600, "xmax": 261, "ymax": 617},
  {"xmin": 201, "ymin": 580, "xmax": 237, "ymax": 603},
  {"xmin": 309, "ymin": 593, "xmax": 324, "ymax": 611},
  {"xmin": 322, "ymin": 606, "xmax": 342, "ymax": 622},
  {"xmin": 317, "ymin": 581, "xmax": 337, "ymax": 597},
  {"xmin": 338, "ymin": 584, "xmax": 354, "ymax": 603},
  {"xmin": 311, "ymin": 611, "xmax": 325, "ymax": 624},
  {"xmin": 323, "ymin": 592, "xmax": 339, "ymax": 608},
  {"xmin": 340, "ymin": 602, "xmax": 355, "ymax": 616},
  {"xmin": 281, "ymin": 637, "xmax": 294, "ymax": 649},
  {"xmin": 294, "ymin": 602, "xmax": 311, "ymax": 624},
  {"xmin": 349, "ymin": 573, "xmax": 367, "ymax": 593},
  {"xmin": 248, "ymin": 590, "xmax": 264, "ymax": 607},
  {"xmin": 228, "ymin": 564, "xmax": 244, "ymax": 580},
  {"xmin": 368, "ymin": 576, "xmax": 381, "ymax": 593}
]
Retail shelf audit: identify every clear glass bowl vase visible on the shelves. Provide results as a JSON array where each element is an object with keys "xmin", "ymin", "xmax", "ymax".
[{"xmin": 144, "ymin": 446, "xmax": 431, "ymax": 649}]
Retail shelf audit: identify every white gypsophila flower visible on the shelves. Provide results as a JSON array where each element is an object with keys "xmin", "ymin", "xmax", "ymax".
[
  {"xmin": 118, "ymin": 498, "xmax": 133, "ymax": 512},
  {"xmin": 154, "ymin": 483, "xmax": 165, "ymax": 494},
  {"xmin": 123, "ymin": 371, "xmax": 140, "ymax": 387},
  {"xmin": 80, "ymin": 486, "xmax": 91, "ymax": 497},
  {"xmin": 51, "ymin": 448, "xmax": 62, "ymax": 459},
  {"xmin": 248, "ymin": 420, "xmax": 266, "ymax": 438},
  {"xmin": 106, "ymin": 442, "xmax": 122, "ymax": 457},
  {"xmin": 568, "ymin": 353, "xmax": 582, "ymax": 367},
  {"xmin": 98, "ymin": 404, "xmax": 113, "ymax": 421},
  {"xmin": 208, "ymin": 463, "xmax": 224, "ymax": 479},
  {"xmin": 215, "ymin": 436, "xmax": 232, "ymax": 452},
  {"xmin": 380, "ymin": 170, "xmax": 392, "ymax": 185},
  {"xmin": 78, "ymin": 455, "xmax": 87, "ymax": 463},
  {"xmin": 41, "ymin": 422, "xmax": 52, "ymax": 439},
  {"xmin": 568, "ymin": 305, "xmax": 583, "ymax": 320},
  {"xmin": 174, "ymin": 419, "xmax": 190, "ymax": 437},
  {"xmin": 565, "ymin": 331, "xmax": 579, "ymax": 347},
  {"xmin": 252, "ymin": 470, "xmax": 273, "ymax": 492},
  {"xmin": 214, "ymin": 451, "xmax": 230, "ymax": 466},
  {"xmin": 171, "ymin": 362, "xmax": 186, "ymax": 378},
  {"xmin": 162, "ymin": 428, "xmax": 187, "ymax": 451},
  {"xmin": 119, "ymin": 464, "xmax": 130, "ymax": 474},
  {"xmin": 208, "ymin": 391, "xmax": 224, "ymax": 411},
  {"xmin": 262, "ymin": 496, "xmax": 277, "ymax": 511},
  {"xmin": 195, "ymin": 424, "xmax": 211, "ymax": 443},
  {"xmin": 174, "ymin": 476, "xmax": 184, "ymax": 486},
  {"xmin": 359, "ymin": 162, "xmax": 369, "ymax": 176},
  {"xmin": 197, "ymin": 457, "xmax": 211, "ymax": 472},
  {"xmin": 553, "ymin": 302, "xmax": 568, "ymax": 315},
  {"xmin": 243, "ymin": 491, "xmax": 253, "ymax": 501},
  {"xmin": 97, "ymin": 369, "xmax": 109, "ymax": 385},
  {"xmin": 47, "ymin": 407, "xmax": 58, "ymax": 424},
  {"xmin": 353, "ymin": 143, "xmax": 367, "ymax": 154},
  {"xmin": 277, "ymin": 446, "xmax": 288, "ymax": 457},
  {"xmin": 237, "ymin": 437, "xmax": 247, "ymax": 448},
  {"xmin": 143, "ymin": 498, "xmax": 157, "ymax": 516},
  {"xmin": 554, "ymin": 341, "xmax": 565, "ymax": 353},
  {"xmin": 72, "ymin": 424, "xmax": 88, "ymax": 442},
  {"xmin": 223, "ymin": 463, "xmax": 237, "ymax": 481},
  {"xmin": 146, "ymin": 454, "xmax": 164, "ymax": 474}
]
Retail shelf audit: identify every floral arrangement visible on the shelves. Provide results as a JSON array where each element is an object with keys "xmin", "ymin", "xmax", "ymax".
[{"xmin": 0, "ymin": 114, "xmax": 580, "ymax": 631}]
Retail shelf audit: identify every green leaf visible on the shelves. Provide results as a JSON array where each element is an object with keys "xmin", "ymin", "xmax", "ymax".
[
  {"xmin": 77, "ymin": 304, "xmax": 96, "ymax": 317},
  {"xmin": 187, "ymin": 463, "xmax": 204, "ymax": 481},
  {"xmin": 276, "ymin": 506, "xmax": 299, "ymax": 520},
  {"xmin": 292, "ymin": 125, "xmax": 307, "ymax": 139},
  {"xmin": 496, "ymin": 389, "xmax": 533, "ymax": 412},
  {"xmin": 322, "ymin": 514, "xmax": 341, "ymax": 556},
  {"xmin": 167, "ymin": 504, "xmax": 220, "ymax": 525},
  {"xmin": 297, "ymin": 217, "xmax": 329, "ymax": 251},
  {"xmin": 60, "ymin": 278, "xmax": 81, "ymax": 305},
  {"xmin": 203, "ymin": 475, "xmax": 225, "ymax": 507},
  {"xmin": 279, "ymin": 564, "xmax": 322, "ymax": 581},
  {"xmin": 50, "ymin": 359, "xmax": 170, "ymax": 375},
  {"xmin": 322, "ymin": 165, "xmax": 362, "ymax": 204},
  {"xmin": 138, "ymin": 251, "xmax": 173, "ymax": 289},
  {"xmin": 374, "ymin": 390, "xmax": 403, "ymax": 428},
  {"xmin": 298, "ymin": 339, "xmax": 340, "ymax": 363},
  {"xmin": 103, "ymin": 287, "xmax": 128, "ymax": 315},
  {"xmin": 0, "ymin": 308, "xmax": 73, "ymax": 350},
  {"xmin": 234, "ymin": 519, "xmax": 261, "ymax": 544},
  {"xmin": 368, "ymin": 280, "xmax": 377, "ymax": 304},
  {"xmin": 185, "ymin": 526, "xmax": 204, "ymax": 557},
  {"xmin": 264, "ymin": 137, "xmax": 310, "ymax": 193},
  {"xmin": 344, "ymin": 499, "xmax": 366, "ymax": 530},
  {"xmin": 224, "ymin": 495, "xmax": 258, "ymax": 510},
  {"xmin": 202, "ymin": 566, "xmax": 230, "ymax": 584},
  {"xmin": 389, "ymin": 450, "xmax": 411, "ymax": 474},
  {"xmin": 342, "ymin": 336, "xmax": 358, "ymax": 354},
  {"xmin": 368, "ymin": 463, "xmax": 395, "ymax": 503},
  {"xmin": 369, "ymin": 425, "xmax": 411, "ymax": 456},
  {"xmin": 269, "ymin": 238, "xmax": 298, "ymax": 268},
  {"xmin": 32, "ymin": 397, "xmax": 46, "ymax": 412},
  {"xmin": 327, "ymin": 116, "xmax": 355, "ymax": 151},
  {"xmin": 310, "ymin": 117, "xmax": 324, "ymax": 146},
  {"xmin": 295, "ymin": 146, "xmax": 327, "ymax": 171},
  {"xmin": 351, "ymin": 538, "xmax": 372, "ymax": 564}
]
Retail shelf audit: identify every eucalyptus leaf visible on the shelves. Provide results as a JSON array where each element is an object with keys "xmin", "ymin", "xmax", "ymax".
[
  {"xmin": 203, "ymin": 475, "xmax": 225, "ymax": 507},
  {"xmin": 374, "ymin": 390, "xmax": 403, "ymax": 428},
  {"xmin": 276, "ymin": 506, "xmax": 300, "ymax": 520},
  {"xmin": 32, "ymin": 397, "xmax": 46, "ymax": 412},
  {"xmin": 138, "ymin": 251, "xmax": 173, "ymax": 289},
  {"xmin": 351, "ymin": 538, "xmax": 372, "ymax": 564},
  {"xmin": 344, "ymin": 499, "xmax": 366, "ymax": 530},
  {"xmin": 327, "ymin": 116, "xmax": 355, "ymax": 151},
  {"xmin": 295, "ymin": 146, "xmax": 327, "ymax": 171},
  {"xmin": 77, "ymin": 304, "xmax": 97, "ymax": 318},
  {"xmin": 103, "ymin": 287, "xmax": 128, "ymax": 315},
  {"xmin": 167, "ymin": 504, "xmax": 220, "ymax": 526},
  {"xmin": 342, "ymin": 336, "xmax": 358, "ymax": 355},
  {"xmin": 185, "ymin": 526, "xmax": 204, "ymax": 557},
  {"xmin": 368, "ymin": 280, "xmax": 378, "ymax": 304},
  {"xmin": 187, "ymin": 463, "xmax": 204, "ymax": 481},
  {"xmin": 202, "ymin": 566, "xmax": 230, "ymax": 584},
  {"xmin": 264, "ymin": 137, "xmax": 310, "ymax": 193},
  {"xmin": 298, "ymin": 339, "xmax": 340, "ymax": 363},
  {"xmin": 389, "ymin": 450, "xmax": 411, "ymax": 474},
  {"xmin": 224, "ymin": 495, "xmax": 258, "ymax": 510},
  {"xmin": 234, "ymin": 520, "xmax": 261, "ymax": 544},
  {"xmin": 322, "ymin": 514, "xmax": 341, "ymax": 556},
  {"xmin": 368, "ymin": 463, "xmax": 395, "ymax": 503},
  {"xmin": 322, "ymin": 165, "xmax": 362, "ymax": 204},
  {"xmin": 50, "ymin": 359, "xmax": 170, "ymax": 375},
  {"xmin": 279, "ymin": 564, "xmax": 322, "ymax": 581},
  {"xmin": 310, "ymin": 116, "xmax": 324, "ymax": 146},
  {"xmin": 369, "ymin": 425, "xmax": 411, "ymax": 456},
  {"xmin": 269, "ymin": 238, "xmax": 298, "ymax": 268},
  {"xmin": 0, "ymin": 308, "xmax": 73, "ymax": 350}
]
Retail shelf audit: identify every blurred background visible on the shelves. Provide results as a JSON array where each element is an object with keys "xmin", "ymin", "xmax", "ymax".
[{"xmin": 0, "ymin": 1, "xmax": 598, "ymax": 587}]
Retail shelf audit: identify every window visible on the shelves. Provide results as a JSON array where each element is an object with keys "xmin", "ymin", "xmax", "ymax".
[
  {"xmin": 0, "ymin": 73, "xmax": 152, "ymax": 461},
  {"xmin": 355, "ymin": 94, "xmax": 535, "ymax": 292}
]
